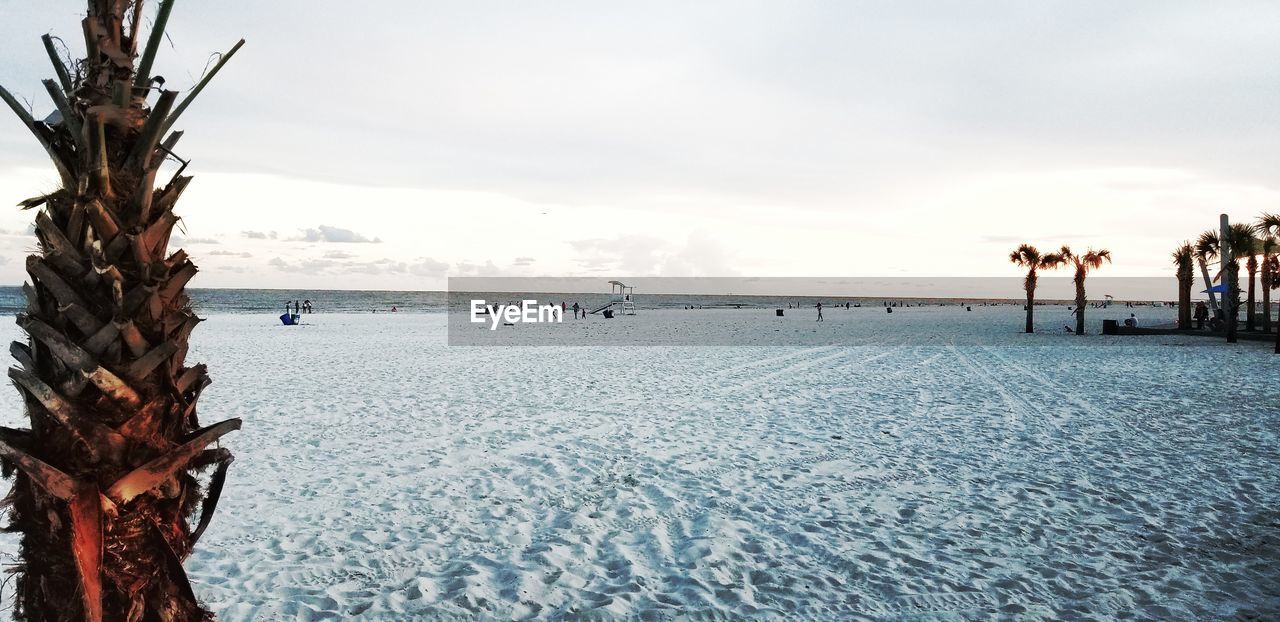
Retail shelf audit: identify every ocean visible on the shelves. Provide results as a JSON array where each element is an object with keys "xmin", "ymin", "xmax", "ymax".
[{"xmin": 0, "ymin": 276, "xmax": 1186, "ymax": 316}]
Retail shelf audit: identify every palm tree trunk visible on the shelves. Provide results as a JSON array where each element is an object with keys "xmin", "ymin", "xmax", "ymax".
[
  {"xmin": 1024, "ymin": 269, "xmax": 1036, "ymax": 334},
  {"xmin": 1262, "ymin": 260, "xmax": 1272, "ymax": 333},
  {"xmin": 1227, "ymin": 260, "xmax": 1240, "ymax": 343},
  {"xmin": 1074, "ymin": 271, "xmax": 1086, "ymax": 335},
  {"xmin": 1, "ymin": 3, "xmax": 242, "ymax": 619},
  {"xmin": 1198, "ymin": 257, "xmax": 1219, "ymax": 314},
  {"xmin": 1246, "ymin": 259, "xmax": 1257, "ymax": 331},
  {"xmin": 1178, "ymin": 276, "xmax": 1192, "ymax": 329}
]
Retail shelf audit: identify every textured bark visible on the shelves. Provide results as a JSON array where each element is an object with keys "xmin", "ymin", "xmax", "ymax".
[
  {"xmin": 1246, "ymin": 256, "xmax": 1257, "ymax": 331},
  {"xmin": 1197, "ymin": 257, "xmax": 1219, "ymax": 314},
  {"xmin": 1226, "ymin": 259, "xmax": 1240, "ymax": 344},
  {"xmin": 1262, "ymin": 257, "xmax": 1272, "ymax": 334},
  {"xmin": 1, "ymin": 3, "xmax": 241, "ymax": 620},
  {"xmin": 1074, "ymin": 272, "xmax": 1086, "ymax": 336},
  {"xmin": 1023, "ymin": 269, "xmax": 1036, "ymax": 334},
  {"xmin": 1174, "ymin": 244, "xmax": 1194, "ymax": 330},
  {"xmin": 1177, "ymin": 273, "xmax": 1193, "ymax": 330}
]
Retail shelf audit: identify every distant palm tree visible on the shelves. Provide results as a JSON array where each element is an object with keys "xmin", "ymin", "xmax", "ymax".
[
  {"xmin": 1060, "ymin": 246, "xmax": 1111, "ymax": 335},
  {"xmin": 1224, "ymin": 223, "xmax": 1258, "ymax": 341},
  {"xmin": 1009, "ymin": 244, "xmax": 1064, "ymax": 333},
  {"xmin": 1195, "ymin": 230, "xmax": 1221, "ymax": 317},
  {"xmin": 1172, "ymin": 242, "xmax": 1194, "ymax": 329},
  {"xmin": 1258, "ymin": 213, "xmax": 1280, "ymax": 333},
  {"xmin": 1232, "ymin": 224, "xmax": 1262, "ymax": 330}
]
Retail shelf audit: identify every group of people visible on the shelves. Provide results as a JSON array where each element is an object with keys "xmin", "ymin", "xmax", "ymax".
[{"xmin": 284, "ymin": 300, "xmax": 314, "ymax": 315}]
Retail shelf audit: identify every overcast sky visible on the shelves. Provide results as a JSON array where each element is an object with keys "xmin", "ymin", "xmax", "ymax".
[{"xmin": 0, "ymin": 1, "xmax": 1277, "ymax": 290}]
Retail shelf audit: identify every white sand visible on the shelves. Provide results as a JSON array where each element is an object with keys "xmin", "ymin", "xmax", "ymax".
[{"xmin": 0, "ymin": 306, "xmax": 1277, "ymax": 620}]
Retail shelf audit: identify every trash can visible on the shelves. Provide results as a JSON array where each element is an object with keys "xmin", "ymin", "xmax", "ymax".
[
  {"xmin": 1102, "ymin": 319, "xmax": 1118, "ymax": 335},
  {"xmin": 776, "ymin": 309, "xmax": 784, "ymax": 317}
]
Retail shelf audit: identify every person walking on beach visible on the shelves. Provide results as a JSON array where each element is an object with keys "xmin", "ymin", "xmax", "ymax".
[
  {"xmin": 572, "ymin": 302, "xmax": 580, "ymax": 319},
  {"xmin": 1194, "ymin": 301, "xmax": 1208, "ymax": 329},
  {"xmin": 816, "ymin": 301, "xmax": 824, "ymax": 321}
]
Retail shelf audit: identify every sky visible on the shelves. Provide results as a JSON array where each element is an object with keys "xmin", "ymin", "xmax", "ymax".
[{"xmin": 0, "ymin": 1, "xmax": 1277, "ymax": 291}]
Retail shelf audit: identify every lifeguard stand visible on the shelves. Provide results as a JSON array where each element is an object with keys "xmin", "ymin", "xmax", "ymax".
[{"xmin": 609, "ymin": 280, "xmax": 636, "ymax": 315}]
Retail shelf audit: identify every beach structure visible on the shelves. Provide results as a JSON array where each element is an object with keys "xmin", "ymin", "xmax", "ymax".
[
  {"xmin": 0, "ymin": 2, "xmax": 243, "ymax": 619},
  {"xmin": 590, "ymin": 280, "xmax": 637, "ymax": 316},
  {"xmin": 282, "ymin": 301, "xmax": 301, "ymax": 325}
]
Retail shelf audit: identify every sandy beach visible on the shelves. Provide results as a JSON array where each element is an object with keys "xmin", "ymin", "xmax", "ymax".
[{"xmin": 1, "ymin": 306, "xmax": 1276, "ymax": 620}]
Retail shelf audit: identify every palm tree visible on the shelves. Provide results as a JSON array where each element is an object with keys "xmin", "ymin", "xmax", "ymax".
[
  {"xmin": 1223, "ymin": 223, "xmax": 1257, "ymax": 342},
  {"xmin": 1231, "ymin": 224, "xmax": 1262, "ymax": 331},
  {"xmin": 1195, "ymin": 230, "xmax": 1221, "ymax": 317},
  {"xmin": 1009, "ymin": 244, "xmax": 1064, "ymax": 333},
  {"xmin": 1258, "ymin": 213, "xmax": 1280, "ymax": 333},
  {"xmin": 0, "ymin": 3, "xmax": 243, "ymax": 620},
  {"xmin": 1172, "ymin": 242, "xmax": 1194, "ymax": 330},
  {"xmin": 1060, "ymin": 246, "xmax": 1111, "ymax": 335},
  {"xmin": 1258, "ymin": 236, "xmax": 1277, "ymax": 334}
]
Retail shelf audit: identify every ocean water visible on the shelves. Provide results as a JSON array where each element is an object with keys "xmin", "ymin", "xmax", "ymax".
[
  {"xmin": 0, "ymin": 285, "xmax": 1179, "ymax": 316},
  {"xmin": 0, "ymin": 287, "xmax": 1036, "ymax": 317}
]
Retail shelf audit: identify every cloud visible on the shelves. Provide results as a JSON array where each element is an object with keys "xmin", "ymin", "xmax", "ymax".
[
  {"xmin": 208, "ymin": 250, "xmax": 253, "ymax": 257},
  {"xmin": 453, "ymin": 260, "xmax": 501, "ymax": 276},
  {"xmin": 243, "ymin": 230, "xmax": 277, "ymax": 240},
  {"xmin": 265, "ymin": 254, "xmax": 450, "ymax": 277},
  {"xmin": 323, "ymin": 250, "xmax": 357, "ymax": 259},
  {"xmin": 411, "ymin": 258, "xmax": 449, "ymax": 277},
  {"xmin": 569, "ymin": 231, "xmax": 735, "ymax": 276},
  {"xmin": 290, "ymin": 225, "xmax": 382, "ymax": 244},
  {"xmin": 512, "ymin": 256, "xmax": 536, "ymax": 266},
  {"xmin": 172, "ymin": 235, "xmax": 220, "ymax": 245},
  {"xmin": 268, "ymin": 258, "xmax": 340, "ymax": 272}
]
